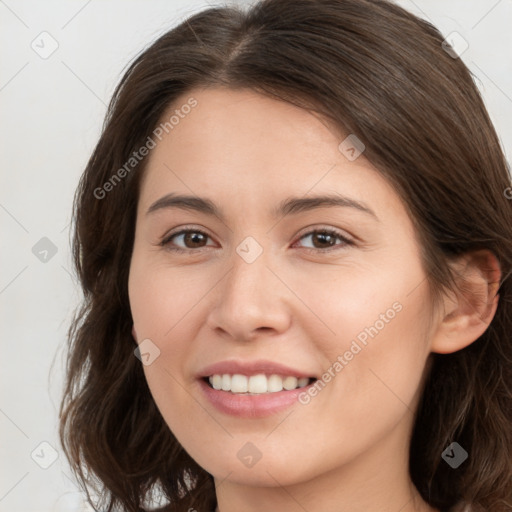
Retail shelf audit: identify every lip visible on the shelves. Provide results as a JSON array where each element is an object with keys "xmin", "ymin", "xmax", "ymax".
[
  {"xmin": 196, "ymin": 359, "xmax": 318, "ymax": 418},
  {"xmin": 198, "ymin": 378, "xmax": 317, "ymax": 418},
  {"xmin": 196, "ymin": 359, "xmax": 316, "ymax": 380}
]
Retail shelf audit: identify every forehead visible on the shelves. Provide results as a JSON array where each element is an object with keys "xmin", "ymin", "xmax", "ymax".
[
  {"xmin": 141, "ymin": 87, "xmax": 346, "ymax": 179},
  {"xmin": 137, "ymin": 87, "xmax": 402, "ymax": 220}
]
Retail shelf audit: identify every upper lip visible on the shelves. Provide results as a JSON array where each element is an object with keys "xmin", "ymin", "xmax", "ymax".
[{"xmin": 197, "ymin": 359, "xmax": 317, "ymax": 379}]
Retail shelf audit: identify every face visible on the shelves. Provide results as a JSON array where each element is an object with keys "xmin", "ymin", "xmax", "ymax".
[{"xmin": 128, "ymin": 87, "xmax": 437, "ymax": 488}]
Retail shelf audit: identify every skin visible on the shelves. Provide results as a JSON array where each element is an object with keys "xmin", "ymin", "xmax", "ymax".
[{"xmin": 128, "ymin": 87, "xmax": 500, "ymax": 512}]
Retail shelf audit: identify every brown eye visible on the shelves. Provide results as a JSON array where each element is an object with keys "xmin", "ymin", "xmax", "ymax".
[
  {"xmin": 161, "ymin": 229, "xmax": 213, "ymax": 252},
  {"xmin": 160, "ymin": 227, "xmax": 354, "ymax": 254},
  {"xmin": 295, "ymin": 228, "xmax": 354, "ymax": 252}
]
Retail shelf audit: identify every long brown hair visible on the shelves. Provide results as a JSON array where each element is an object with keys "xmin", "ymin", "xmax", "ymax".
[{"xmin": 59, "ymin": 0, "xmax": 512, "ymax": 511}]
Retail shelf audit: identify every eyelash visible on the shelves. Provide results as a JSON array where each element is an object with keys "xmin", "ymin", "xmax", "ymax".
[{"xmin": 159, "ymin": 226, "xmax": 355, "ymax": 254}]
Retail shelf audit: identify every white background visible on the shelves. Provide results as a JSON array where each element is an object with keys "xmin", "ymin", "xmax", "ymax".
[{"xmin": 1, "ymin": 1, "xmax": 511, "ymax": 511}]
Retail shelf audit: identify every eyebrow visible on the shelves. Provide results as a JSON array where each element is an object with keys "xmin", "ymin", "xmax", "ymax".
[{"xmin": 145, "ymin": 193, "xmax": 378, "ymax": 221}]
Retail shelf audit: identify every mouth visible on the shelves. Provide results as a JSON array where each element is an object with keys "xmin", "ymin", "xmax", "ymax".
[
  {"xmin": 196, "ymin": 360, "xmax": 320, "ymax": 416},
  {"xmin": 202, "ymin": 374, "xmax": 317, "ymax": 395}
]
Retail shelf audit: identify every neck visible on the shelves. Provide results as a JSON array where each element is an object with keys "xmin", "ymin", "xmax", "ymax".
[
  {"xmin": 214, "ymin": 474, "xmax": 438, "ymax": 512},
  {"xmin": 213, "ymin": 409, "xmax": 439, "ymax": 512}
]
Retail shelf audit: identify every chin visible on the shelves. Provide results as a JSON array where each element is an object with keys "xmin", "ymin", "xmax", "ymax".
[
  {"xmin": 201, "ymin": 452, "xmax": 315, "ymax": 487},
  {"xmin": 212, "ymin": 466, "xmax": 300, "ymax": 487}
]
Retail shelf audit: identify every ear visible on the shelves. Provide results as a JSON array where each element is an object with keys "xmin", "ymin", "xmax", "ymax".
[{"xmin": 430, "ymin": 249, "xmax": 501, "ymax": 354}]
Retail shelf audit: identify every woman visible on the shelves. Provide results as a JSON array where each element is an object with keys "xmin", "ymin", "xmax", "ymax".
[{"xmin": 59, "ymin": 0, "xmax": 512, "ymax": 511}]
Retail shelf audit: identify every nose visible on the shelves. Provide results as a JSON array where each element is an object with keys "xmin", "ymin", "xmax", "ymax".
[{"xmin": 205, "ymin": 243, "xmax": 292, "ymax": 342}]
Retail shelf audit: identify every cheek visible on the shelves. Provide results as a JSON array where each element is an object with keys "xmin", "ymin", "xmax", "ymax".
[
  {"xmin": 129, "ymin": 259, "xmax": 217, "ymax": 416},
  {"xmin": 129, "ymin": 257, "xmax": 211, "ymax": 340},
  {"xmin": 307, "ymin": 256, "xmax": 432, "ymax": 411},
  {"xmin": 141, "ymin": 342, "xmax": 226, "ymax": 474},
  {"xmin": 294, "ymin": 259, "xmax": 426, "ymax": 351}
]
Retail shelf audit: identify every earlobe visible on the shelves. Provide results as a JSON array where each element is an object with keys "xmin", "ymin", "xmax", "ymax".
[{"xmin": 431, "ymin": 249, "xmax": 501, "ymax": 354}]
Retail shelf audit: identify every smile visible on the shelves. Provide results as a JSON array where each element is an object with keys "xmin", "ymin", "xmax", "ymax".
[
  {"xmin": 196, "ymin": 360, "xmax": 319, "ymax": 417},
  {"xmin": 206, "ymin": 373, "xmax": 314, "ymax": 394}
]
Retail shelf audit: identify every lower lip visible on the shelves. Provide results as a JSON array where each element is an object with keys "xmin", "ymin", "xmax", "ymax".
[{"xmin": 198, "ymin": 378, "xmax": 315, "ymax": 418}]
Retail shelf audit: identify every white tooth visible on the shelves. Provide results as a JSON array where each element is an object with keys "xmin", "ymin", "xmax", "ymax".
[
  {"xmin": 282, "ymin": 376, "xmax": 298, "ymax": 390},
  {"xmin": 210, "ymin": 373, "xmax": 310, "ymax": 393},
  {"xmin": 221, "ymin": 374, "xmax": 231, "ymax": 391},
  {"xmin": 248, "ymin": 374, "xmax": 268, "ymax": 393},
  {"xmin": 267, "ymin": 374, "xmax": 283, "ymax": 392},
  {"xmin": 297, "ymin": 377, "xmax": 309, "ymax": 388},
  {"xmin": 211, "ymin": 374, "xmax": 222, "ymax": 390},
  {"xmin": 231, "ymin": 374, "xmax": 248, "ymax": 393}
]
